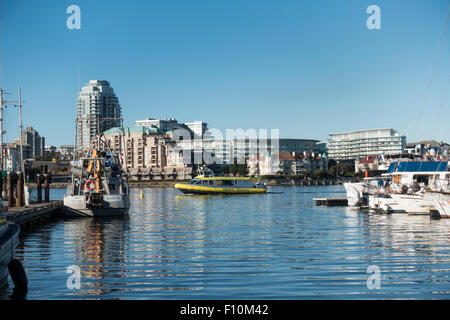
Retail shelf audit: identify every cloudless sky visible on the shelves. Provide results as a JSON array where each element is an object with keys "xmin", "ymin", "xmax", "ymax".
[{"xmin": 0, "ymin": 0, "xmax": 449, "ymax": 146}]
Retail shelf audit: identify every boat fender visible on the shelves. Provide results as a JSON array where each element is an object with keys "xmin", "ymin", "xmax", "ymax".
[
  {"xmin": 8, "ymin": 259, "xmax": 28, "ymax": 300},
  {"xmin": 85, "ymin": 180, "xmax": 96, "ymax": 192}
]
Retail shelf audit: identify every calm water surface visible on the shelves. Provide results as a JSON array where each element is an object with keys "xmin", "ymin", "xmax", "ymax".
[{"xmin": 4, "ymin": 186, "xmax": 450, "ymax": 299}]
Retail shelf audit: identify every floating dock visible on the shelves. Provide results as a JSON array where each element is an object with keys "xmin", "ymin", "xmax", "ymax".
[
  {"xmin": 5, "ymin": 201, "xmax": 64, "ymax": 228},
  {"xmin": 313, "ymin": 197, "xmax": 348, "ymax": 206}
]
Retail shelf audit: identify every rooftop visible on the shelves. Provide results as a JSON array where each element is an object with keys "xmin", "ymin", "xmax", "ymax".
[{"xmin": 103, "ymin": 126, "xmax": 162, "ymax": 135}]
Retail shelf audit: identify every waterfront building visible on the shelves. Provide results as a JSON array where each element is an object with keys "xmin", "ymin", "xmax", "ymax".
[
  {"xmin": 135, "ymin": 117, "xmax": 324, "ymax": 173},
  {"xmin": 327, "ymin": 128, "xmax": 406, "ymax": 160},
  {"xmin": 4, "ymin": 144, "xmax": 20, "ymax": 172},
  {"xmin": 45, "ymin": 145, "xmax": 57, "ymax": 153},
  {"xmin": 135, "ymin": 118, "xmax": 183, "ymax": 132},
  {"xmin": 57, "ymin": 145, "xmax": 75, "ymax": 160},
  {"xmin": 77, "ymin": 80, "xmax": 122, "ymax": 150},
  {"xmin": 405, "ymin": 140, "xmax": 449, "ymax": 158},
  {"xmin": 103, "ymin": 126, "xmax": 192, "ymax": 180},
  {"xmin": 135, "ymin": 118, "xmax": 207, "ymax": 137},
  {"xmin": 248, "ymin": 151, "xmax": 328, "ymax": 176},
  {"xmin": 204, "ymin": 138, "xmax": 322, "ymax": 166},
  {"xmin": 136, "ymin": 117, "xmax": 209, "ymax": 166},
  {"xmin": 184, "ymin": 121, "xmax": 208, "ymax": 138}
]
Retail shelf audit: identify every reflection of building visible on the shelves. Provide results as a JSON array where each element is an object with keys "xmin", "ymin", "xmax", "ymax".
[
  {"xmin": 328, "ymin": 128, "xmax": 406, "ymax": 160},
  {"xmin": 77, "ymin": 80, "xmax": 122, "ymax": 150}
]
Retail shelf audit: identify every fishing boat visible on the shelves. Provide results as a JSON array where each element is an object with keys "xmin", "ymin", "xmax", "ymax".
[
  {"xmin": 0, "ymin": 200, "xmax": 20, "ymax": 287},
  {"xmin": 175, "ymin": 175, "xmax": 267, "ymax": 195},
  {"xmin": 63, "ymin": 134, "xmax": 130, "ymax": 217}
]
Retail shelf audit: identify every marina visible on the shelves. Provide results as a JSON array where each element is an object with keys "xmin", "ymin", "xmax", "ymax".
[
  {"xmin": 343, "ymin": 160, "xmax": 450, "ymax": 217},
  {"xmin": 1, "ymin": 0, "xmax": 450, "ymax": 305},
  {"xmin": 2, "ymin": 186, "xmax": 450, "ymax": 299}
]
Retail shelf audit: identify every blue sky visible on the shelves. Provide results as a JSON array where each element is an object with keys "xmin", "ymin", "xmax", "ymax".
[{"xmin": 0, "ymin": 0, "xmax": 449, "ymax": 146}]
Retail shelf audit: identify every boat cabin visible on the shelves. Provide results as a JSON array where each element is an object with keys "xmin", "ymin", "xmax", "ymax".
[
  {"xmin": 384, "ymin": 161, "xmax": 450, "ymax": 192},
  {"xmin": 188, "ymin": 177, "xmax": 255, "ymax": 188}
]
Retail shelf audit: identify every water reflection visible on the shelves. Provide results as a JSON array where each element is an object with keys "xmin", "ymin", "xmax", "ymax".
[
  {"xmin": 64, "ymin": 217, "xmax": 129, "ymax": 297},
  {"xmin": 9, "ymin": 186, "xmax": 450, "ymax": 299}
]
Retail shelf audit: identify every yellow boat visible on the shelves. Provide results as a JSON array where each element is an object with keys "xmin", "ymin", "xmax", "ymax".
[{"xmin": 175, "ymin": 176, "xmax": 267, "ymax": 194}]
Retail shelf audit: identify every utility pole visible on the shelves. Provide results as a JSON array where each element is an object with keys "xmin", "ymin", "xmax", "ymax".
[
  {"xmin": 0, "ymin": 87, "xmax": 26, "ymax": 173},
  {"xmin": 18, "ymin": 87, "xmax": 24, "ymax": 173},
  {"xmin": 0, "ymin": 89, "xmax": 4, "ymax": 171}
]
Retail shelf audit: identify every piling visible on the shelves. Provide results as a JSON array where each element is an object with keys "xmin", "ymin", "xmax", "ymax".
[
  {"xmin": 44, "ymin": 174, "xmax": 50, "ymax": 203},
  {"xmin": 16, "ymin": 172, "xmax": 24, "ymax": 207},
  {"xmin": 7, "ymin": 172, "xmax": 14, "ymax": 207},
  {"xmin": 37, "ymin": 174, "xmax": 42, "ymax": 203}
]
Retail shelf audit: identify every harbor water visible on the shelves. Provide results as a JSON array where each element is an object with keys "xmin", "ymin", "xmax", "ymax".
[{"xmin": 4, "ymin": 186, "xmax": 450, "ymax": 299}]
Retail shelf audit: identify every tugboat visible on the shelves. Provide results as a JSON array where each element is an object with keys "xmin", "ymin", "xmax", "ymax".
[
  {"xmin": 63, "ymin": 134, "xmax": 130, "ymax": 217},
  {"xmin": 175, "ymin": 166, "xmax": 267, "ymax": 195},
  {"xmin": 0, "ymin": 200, "xmax": 20, "ymax": 287}
]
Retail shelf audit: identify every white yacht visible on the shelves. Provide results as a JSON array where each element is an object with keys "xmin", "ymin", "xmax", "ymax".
[
  {"xmin": 344, "ymin": 178, "xmax": 386, "ymax": 207},
  {"xmin": 367, "ymin": 161, "xmax": 449, "ymax": 214}
]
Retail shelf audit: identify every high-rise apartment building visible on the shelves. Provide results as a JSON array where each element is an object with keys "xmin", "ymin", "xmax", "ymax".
[
  {"xmin": 327, "ymin": 128, "xmax": 406, "ymax": 160},
  {"xmin": 77, "ymin": 80, "xmax": 122, "ymax": 150},
  {"xmin": 20, "ymin": 126, "xmax": 45, "ymax": 158}
]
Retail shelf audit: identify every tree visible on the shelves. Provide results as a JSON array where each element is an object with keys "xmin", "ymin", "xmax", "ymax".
[
  {"xmin": 220, "ymin": 165, "xmax": 230, "ymax": 175},
  {"xmin": 313, "ymin": 169, "xmax": 326, "ymax": 179},
  {"xmin": 328, "ymin": 165, "xmax": 336, "ymax": 177},
  {"xmin": 237, "ymin": 164, "xmax": 249, "ymax": 176}
]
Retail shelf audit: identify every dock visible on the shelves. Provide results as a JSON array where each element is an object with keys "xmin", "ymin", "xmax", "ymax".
[
  {"xmin": 313, "ymin": 197, "xmax": 348, "ymax": 206},
  {"xmin": 5, "ymin": 201, "xmax": 64, "ymax": 228}
]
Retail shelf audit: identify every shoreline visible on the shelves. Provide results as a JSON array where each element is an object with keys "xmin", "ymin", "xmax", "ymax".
[{"xmin": 31, "ymin": 178, "xmax": 353, "ymax": 189}]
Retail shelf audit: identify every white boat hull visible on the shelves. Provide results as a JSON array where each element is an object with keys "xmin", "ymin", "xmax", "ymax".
[
  {"xmin": 368, "ymin": 193, "xmax": 434, "ymax": 214},
  {"xmin": 343, "ymin": 182, "xmax": 364, "ymax": 206},
  {"xmin": 64, "ymin": 194, "xmax": 130, "ymax": 218},
  {"xmin": 428, "ymin": 193, "xmax": 450, "ymax": 218}
]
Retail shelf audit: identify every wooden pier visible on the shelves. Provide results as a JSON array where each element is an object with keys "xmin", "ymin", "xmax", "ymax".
[
  {"xmin": 313, "ymin": 197, "xmax": 348, "ymax": 206},
  {"xmin": 5, "ymin": 201, "xmax": 64, "ymax": 228}
]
